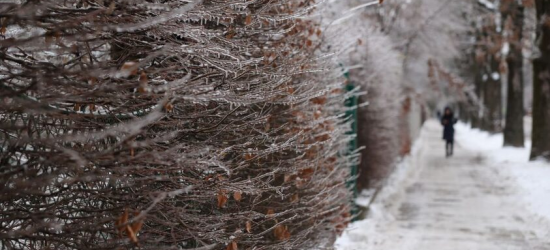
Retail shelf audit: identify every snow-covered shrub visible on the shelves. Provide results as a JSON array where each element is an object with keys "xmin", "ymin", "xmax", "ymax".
[
  {"xmin": 322, "ymin": 2, "xmax": 403, "ymax": 189},
  {"xmin": 0, "ymin": 1, "xmax": 355, "ymax": 249},
  {"xmin": 352, "ymin": 27, "xmax": 403, "ymax": 189}
]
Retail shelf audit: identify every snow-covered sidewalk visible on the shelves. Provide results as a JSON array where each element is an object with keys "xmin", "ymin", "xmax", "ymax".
[{"xmin": 336, "ymin": 120, "xmax": 550, "ymax": 250}]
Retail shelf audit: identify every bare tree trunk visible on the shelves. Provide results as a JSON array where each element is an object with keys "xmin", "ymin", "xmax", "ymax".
[
  {"xmin": 503, "ymin": 3, "xmax": 525, "ymax": 147},
  {"xmin": 471, "ymin": 61, "xmax": 483, "ymax": 129},
  {"xmin": 482, "ymin": 56, "xmax": 503, "ymax": 133},
  {"xmin": 530, "ymin": 0, "xmax": 550, "ymax": 160},
  {"xmin": 504, "ymin": 56, "xmax": 525, "ymax": 146},
  {"xmin": 470, "ymin": 21, "xmax": 485, "ymax": 129},
  {"xmin": 462, "ymin": 102, "xmax": 472, "ymax": 123}
]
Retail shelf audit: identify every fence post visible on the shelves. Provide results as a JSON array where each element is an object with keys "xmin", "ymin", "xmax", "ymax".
[{"xmin": 342, "ymin": 69, "xmax": 359, "ymax": 218}]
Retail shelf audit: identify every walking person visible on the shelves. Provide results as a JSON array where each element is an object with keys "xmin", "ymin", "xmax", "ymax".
[{"xmin": 440, "ymin": 107, "xmax": 457, "ymax": 157}]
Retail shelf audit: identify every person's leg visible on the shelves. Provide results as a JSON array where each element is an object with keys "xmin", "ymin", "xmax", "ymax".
[
  {"xmin": 450, "ymin": 140, "xmax": 454, "ymax": 155},
  {"xmin": 445, "ymin": 140, "xmax": 450, "ymax": 157}
]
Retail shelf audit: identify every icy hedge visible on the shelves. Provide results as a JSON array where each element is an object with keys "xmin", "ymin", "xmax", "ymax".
[{"xmin": 0, "ymin": 1, "xmax": 357, "ymax": 249}]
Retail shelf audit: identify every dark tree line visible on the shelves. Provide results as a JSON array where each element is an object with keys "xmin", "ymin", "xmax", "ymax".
[
  {"xmin": 531, "ymin": 0, "xmax": 550, "ymax": 160},
  {"xmin": 466, "ymin": 0, "xmax": 550, "ymax": 161}
]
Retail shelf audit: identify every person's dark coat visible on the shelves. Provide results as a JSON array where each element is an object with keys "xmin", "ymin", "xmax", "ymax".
[{"xmin": 441, "ymin": 113, "xmax": 457, "ymax": 141}]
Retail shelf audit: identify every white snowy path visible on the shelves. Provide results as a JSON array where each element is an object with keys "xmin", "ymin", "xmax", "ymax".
[{"xmin": 336, "ymin": 120, "xmax": 550, "ymax": 250}]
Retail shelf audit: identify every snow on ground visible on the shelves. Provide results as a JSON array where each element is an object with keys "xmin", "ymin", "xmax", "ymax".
[
  {"xmin": 335, "ymin": 123, "xmax": 429, "ymax": 249},
  {"xmin": 455, "ymin": 121, "xmax": 550, "ymax": 223},
  {"xmin": 335, "ymin": 119, "xmax": 550, "ymax": 250}
]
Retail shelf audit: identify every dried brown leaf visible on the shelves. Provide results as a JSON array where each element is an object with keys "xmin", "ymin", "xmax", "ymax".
[
  {"xmin": 106, "ymin": 1, "xmax": 116, "ymax": 15},
  {"xmin": 233, "ymin": 191, "xmax": 242, "ymax": 201},
  {"xmin": 45, "ymin": 35, "xmax": 54, "ymax": 45},
  {"xmin": 125, "ymin": 225, "xmax": 138, "ymax": 244},
  {"xmin": 274, "ymin": 224, "xmax": 290, "ymax": 240},
  {"xmin": 314, "ymin": 110, "xmax": 322, "ymax": 120},
  {"xmin": 284, "ymin": 174, "xmax": 293, "ymax": 183},
  {"xmin": 131, "ymin": 211, "xmax": 143, "ymax": 233},
  {"xmin": 121, "ymin": 62, "xmax": 138, "ymax": 76},
  {"xmin": 299, "ymin": 168, "xmax": 314, "ymax": 178},
  {"xmin": 115, "ymin": 208, "xmax": 129, "ymax": 234},
  {"xmin": 523, "ymin": 0, "xmax": 534, "ymax": 7},
  {"xmin": 164, "ymin": 102, "xmax": 174, "ymax": 112},
  {"xmin": 310, "ymin": 96, "xmax": 327, "ymax": 105},
  {"xmin": 226, "ymin": 29, "xmax": 236, "ymax": 39},
  {"xmin": 244, "ymin": 153, "xmax": 254, "ymax": 160},
  {"xmin": 287, "ymin": 87, "xmax": 295, "ymax": 94},
  {"xmin": 217, "ymin": 190, "xmax": 228, "ymax": 208},
  {"xmin": 226, "ymin": 241, "xmax": 238, "ymax": 250},
  {"xmin": 290, "ymin": 193, "xmax": 299, "ymax": 203}
]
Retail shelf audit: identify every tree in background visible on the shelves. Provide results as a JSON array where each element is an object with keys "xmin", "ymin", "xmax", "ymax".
[
  {"xmin": 531, "ymin": 0, "xmax": 550, "ymax": 160},
  {"xmin": 502, "ymin": 0, "xmax": 526, "ymax": 147},
  {"xmin": 467, "ymin": 0, "xmax": 511, "ymax": 133},
  {"xmin": 0, "ymin": 0, "xmax": 356, "ymax": 249},
  {"xmin": 479, "ymin": 10, "xmax": 504, "ymax": 133}
]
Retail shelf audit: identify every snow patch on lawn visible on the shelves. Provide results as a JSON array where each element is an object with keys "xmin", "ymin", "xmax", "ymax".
[{"xmin": 455, "ymin": 122, "xmax": 550, "ymax": 223}]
